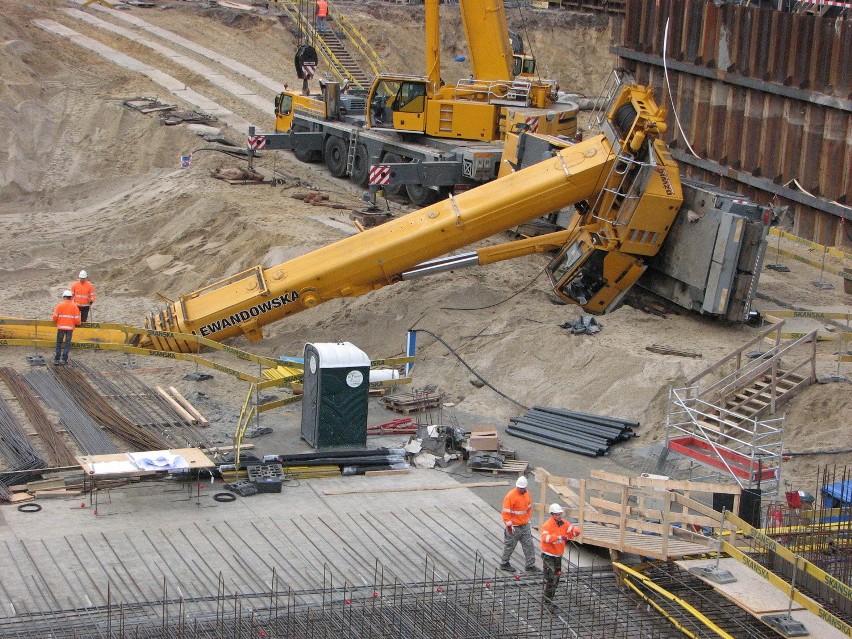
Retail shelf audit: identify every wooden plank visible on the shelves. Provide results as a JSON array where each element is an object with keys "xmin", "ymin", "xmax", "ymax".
[
  {"xmin": 7, "ymin": 493, "xmax": 34, "ymax": 503},
  {"xmin": 155, "ymin": 386, "xmax": 196, "ymax": 424},
  {"xmin": 26, "ymin": 478, "xmax": 66, "ymax": 492},
  {"xmin": 168, "ymin": 387, "xmax": 209, "ymax": 426},
  {"xmin": 323, "ymin": 481, "xmax": 509, "ymax": 496},
  {"xmin": 677, "ymin": 558, "xmax": 805, "ymax": 614}
]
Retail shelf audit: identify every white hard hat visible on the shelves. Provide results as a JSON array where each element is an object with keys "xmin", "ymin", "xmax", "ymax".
[
  {"xmin": 549, "ymin": 503, "xmax": 564, "ymax": 514},
  {"xmin": 62, "ymin": 290, "xmax": 73, "ymax": 298},
  {"xmin": 515, "ymin": 476, "xmax": 528, "ymax": 489},
  {"xmin": 79, "ymin": 270, "xmax": 88, "ymax": 279}
]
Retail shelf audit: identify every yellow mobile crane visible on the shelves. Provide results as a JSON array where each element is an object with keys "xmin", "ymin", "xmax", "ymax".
[
  {"xmin": 143, "ymin": 84, "xmax": 681, "ymax": 352},
  {"xmin": 263, "ymin": 0, "xmax": 577, "ymax": 204},
  {"xmin": 364, "ymin": 0, "xmax": 571, "ymax": 139}
]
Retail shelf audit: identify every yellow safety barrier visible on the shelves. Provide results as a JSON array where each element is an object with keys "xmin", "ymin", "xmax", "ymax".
[{"xmin": 612, "ymin": 562, "xmax": 737, "ymax": 639}]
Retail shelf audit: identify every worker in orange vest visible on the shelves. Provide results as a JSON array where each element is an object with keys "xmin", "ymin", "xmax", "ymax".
[
  {"xmin": 499, "ymin": 476, "xmax": 539, "ymax": 573},
  {"xmin": 70, "ymin": 270, "xmax": 96, "ymax": 322},
  {"xmin": 316, "ymin": 0, "xmax": 328, "ymax": 33},
  {"xmin": 52, "ymin": 290, "xmax": 81, "ymax": 365},
  {"xmin": 540, "ymin": 503, "xmax": 581, "ymax": 610}
]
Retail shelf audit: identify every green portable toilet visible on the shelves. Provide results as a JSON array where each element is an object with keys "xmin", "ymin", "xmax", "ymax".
[{"xmin": 300, "ymin": 342, "xmax": 371, "ymax": 449}]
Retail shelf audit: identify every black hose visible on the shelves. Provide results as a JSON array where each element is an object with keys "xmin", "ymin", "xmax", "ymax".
[
  {"xmin": 784, "ymin": 449, "xmax": 852, "ymax": 456},
  {"xmin": 408, "ymin": 328, "xmax": 527, "ymax": 411}
]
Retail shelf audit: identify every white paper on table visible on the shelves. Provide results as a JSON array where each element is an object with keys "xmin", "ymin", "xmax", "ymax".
[
  {"xmin": 91, "ymin": 460, "xmax": 140, "ymax": 475},
  {"xmin": 128, "ymin": 451, "xmax": 189, "ymax": 471}
]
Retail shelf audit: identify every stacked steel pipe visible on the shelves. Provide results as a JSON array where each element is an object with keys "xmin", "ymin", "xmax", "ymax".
[
  {"xmin": 507, "ymin": 406, "xmax": 638, "ymax": 457},
  {"xmin": 273, "ymin": 448, "xmax": 409, "ymax": 475}
]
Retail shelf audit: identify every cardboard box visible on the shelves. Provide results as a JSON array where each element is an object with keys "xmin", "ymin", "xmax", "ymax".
[{"xmin": 469, "ymin": 428, "xmax": 500, "ymax": 451}]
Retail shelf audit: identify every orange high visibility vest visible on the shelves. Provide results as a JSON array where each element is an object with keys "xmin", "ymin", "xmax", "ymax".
[
  {"xmin": 316, "ymin": 0, "xmax": 328, "ymax": 17},
  {"xmin": 53, "ymin": 300, "xmax": 82, "ymax": 331},
  {"xmin": 540, "ymin": 516, "xmax": 579, "ymax": 557},
  {"xmin": 70, "ymin": 280, "xmax": 96, "ymax": 307},
  {"xmin": 501, "ymin": 487, "xmax": 532, "ymax": 526}
]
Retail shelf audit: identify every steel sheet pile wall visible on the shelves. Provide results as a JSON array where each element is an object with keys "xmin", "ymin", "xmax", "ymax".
[
  {"xmin": 507, "ymin": 406, "xmax": 637, "ymax": 456},
  {"xmin": 613, "ymin": 0, "xmax": 851, "ymax": 247}
]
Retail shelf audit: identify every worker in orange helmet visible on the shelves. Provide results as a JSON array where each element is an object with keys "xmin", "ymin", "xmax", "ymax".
[
  {"xmin": 70, "ymin": 270, "xmax": 96, "ymax": 322},
  {"xmin": 499, "ymin": 475, "xmax": 539, "ymax": 573},
  {"xmin": 540, "ymin": 503, "xmax": 581, "ymax": 611},
  {"xmin": 315, "ymin": 0, "xmax": 328, "ymax": 33},
  {"xmin": 52, "ymin": 289, "xmax": 81, "ymax": 365}
]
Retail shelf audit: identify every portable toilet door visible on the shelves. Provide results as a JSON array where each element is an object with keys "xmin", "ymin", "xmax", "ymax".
[{"xmin": 300, "ymin": 342, "xmax": 371, "ymax": 449}]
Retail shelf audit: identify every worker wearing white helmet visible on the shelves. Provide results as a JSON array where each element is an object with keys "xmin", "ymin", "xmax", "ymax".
[
  {"xmin": 499, "ymin": 475, "xmax": 539, "ymax": 573},
  {"xmin": 540, "ymin": 502, "xmax": 581, "ymax": 610},
  {"xmin": 51, "ymin": 289, "xmax": 81, "ymax": 365},
  {"xmin": 70, "ymin": 269, "xmax": 96, "ymax": 322}
]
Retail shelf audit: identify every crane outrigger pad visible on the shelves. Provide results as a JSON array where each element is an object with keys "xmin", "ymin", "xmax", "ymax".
[
  {"xmin": 761, "ymin": 614, "xmax": 809, "ymax": 637},
  {"xmin": 688, "ymin": 565, "xmax": 737, "ymax": 585}
]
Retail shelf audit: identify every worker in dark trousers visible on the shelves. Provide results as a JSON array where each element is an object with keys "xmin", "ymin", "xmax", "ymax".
[
  {"xmin": 70, "ymin": 269, "xmax": 96, "ymax": 322},
  {"xmin": 540, "ymin": 503, "xmax": 580, "ymax": 611},
  {"xmin": 52, "ymin": 290, "xmax": 81, "ymax": 365},
  {"xmin": 499, "ymin": 476, "xmax": 539, "ymax": 573}
]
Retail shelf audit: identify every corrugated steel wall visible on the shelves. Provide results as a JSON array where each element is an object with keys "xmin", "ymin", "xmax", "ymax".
[{"xmin": 612, "ymin": 0, "xmax": 851, "ymax": 248}]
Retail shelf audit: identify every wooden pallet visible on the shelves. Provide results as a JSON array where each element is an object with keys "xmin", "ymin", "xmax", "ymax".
[
  {"xmin": 471, "ymin": 460, "xmax": 529, "ymax": 475},
  {"xmin": 382, "ymin": 392, "xmax": 442, "ymax": 415}
]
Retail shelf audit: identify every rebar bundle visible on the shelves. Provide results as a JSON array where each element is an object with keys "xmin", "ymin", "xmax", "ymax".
[
  {"xmin": 0, "ymin": 379, "xmax": 48, "ymax": 500},
  {"xmin": 77, "ymin": 361, "xmax": 211, "ymax": 449},
  {"xmin": 24, "ymin": 369, "xmax": 118, "ymax": 455},
  {"xmin": 0, "ymin": 367, "xmax": 77, "ymax": 467},
  {"xmin": 53, "ymin": 363, "xmax": 172, "ymax": 451}
]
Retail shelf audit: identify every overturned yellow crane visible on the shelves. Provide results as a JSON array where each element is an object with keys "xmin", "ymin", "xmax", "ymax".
[{"xmin": 142, "ymin": 84, "xmax": 681, "ymax": 352}]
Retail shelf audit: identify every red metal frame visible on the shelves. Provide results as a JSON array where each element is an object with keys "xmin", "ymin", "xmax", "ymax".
[{"xmin": 667, "ymin": 436, "xmax": 777, "ymax": 481}]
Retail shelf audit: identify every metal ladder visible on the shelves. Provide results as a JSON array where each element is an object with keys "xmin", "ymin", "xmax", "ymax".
[{"xmin": 345, "ymin": 129, "xmax": 358, "ymax": 176}]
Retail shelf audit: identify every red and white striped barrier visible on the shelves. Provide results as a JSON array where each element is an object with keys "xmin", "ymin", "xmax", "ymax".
[
  {"xmin": 247, "ymin": 135, "xmax": 267, "ymax": 150},
  {"xmin": 369, "ymin": 165, "xmax": 391, "ymax": 186}
]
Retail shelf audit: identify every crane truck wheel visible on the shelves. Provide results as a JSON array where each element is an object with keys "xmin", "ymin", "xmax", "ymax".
[
  {"xmin": 293, "ymin": 126, "xmax": 322, "ymax": 163},
  {"xmin": 381, "ymin": 153, "xmax": 406, "ymax": 197},
  {"xmin": 405, "ymin": 183, "xmax": 447, "ymax": 207},
  {"xmin": 349, "ymin": 144, "xmax": 370, "ymax": 187},
  {"xmin": 323, "ymin": 136, "xmax": 348, "ymax": 177},
  {"xmin": 405, "ymin": 184, "xmax": 453, "ymax": 208}
]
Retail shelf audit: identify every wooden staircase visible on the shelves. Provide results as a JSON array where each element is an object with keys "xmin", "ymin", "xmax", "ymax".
[
  {"xmin": 720, "ymin": 371, "xmax": 808, "ymax": 419},
  {"xmin": 665, "ymin": 321, "xmax": 818, "ymax": 491}
]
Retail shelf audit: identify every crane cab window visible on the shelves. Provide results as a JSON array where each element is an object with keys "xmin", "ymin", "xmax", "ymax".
[
  {"xmin": 371, "ymin": 79, "xmax": 427, "ymax": 125},
  {"xmin": 512, "ymin": 55, "xmax": 537, "ymax": 78},
  {"xmin": 395, "ymin": 82, "xmax": 426, "ymax": 113},
  {"xmin": 276, "ymin": 92, "xmax": 293, "ymax": 117},
  {"xmin": 547, "ymin": 240, "xmax": 587, "ymax": 285}
]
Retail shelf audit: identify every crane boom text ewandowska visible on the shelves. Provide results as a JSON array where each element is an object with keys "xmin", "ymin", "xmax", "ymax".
[{"xmin": 194, "ymin": 291, "xmax": 300, "ymax": 337}]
